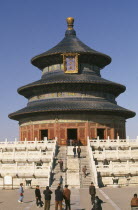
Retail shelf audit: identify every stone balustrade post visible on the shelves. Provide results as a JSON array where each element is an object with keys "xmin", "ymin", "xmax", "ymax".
[
  {"xmin": 126, "ymin": 136, "xmax": 129, "ymax": 144},
  {"xmin": 35, "ymin": 139, "xmax": 37, "ymax": 149},
  {"xmin": 129, "ymin": 147, "xmax": 132, "ymax": 159},
  {"xmin": 40, "ymin": 148, "xmax": 42, "ymax": 160},
  {"xmin": 126, "ymin": 136, "xmax": 130, "ymax": 146},
  {"xmin": 126, "ymin": 160, "xmax": 130, "ymax": 173},
  {"xmin": 103, "ymin": 147, "xmax": 106, "ymax": 159},
  {"xmin": 107, "ymin": 137, "xmax": 110, "ymax": 147},
  {"xmin": 26, "ymin": 148, "xmax": 28, "ymax": 161},
  {"xmin": 110, "ymin": 161, "xmax": 113, "ymax": 173},
  {"xmin": 116, "ymin": 147, "xmax": 119, "ymax": 159},
  {"xmin": 97, "ymin": 136, "xmax": 100, "ymax": 147},
  {"xmin": 13, "ymin": 148, "xmax": 15, "ymax": 161},
  {"xmin": 16, "ymin": 162, "xmax": 18, "ymax": 175},
  {"xmin": 44, "ymin": 137, "xmax": 47, "ymax": 147},
  {"xmin": 117, "ymin": 136, "xmax": 119, "ymax": 145},
  {"xmin": 5, "ymin": 138, "xmax": 8, "ymax": 147},
  {"xmin": 33, "ymin": 162, "xmax": 35, "ymax": 175}
]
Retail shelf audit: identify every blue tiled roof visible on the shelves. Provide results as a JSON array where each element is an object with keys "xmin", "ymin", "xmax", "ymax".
[
  {"xmin": 31, "ymin": 29, "xmax": 111, "ymax": 69},
  {"xmin": 9, "ymin": 98, "xmax": 135, "ymax": 120}
]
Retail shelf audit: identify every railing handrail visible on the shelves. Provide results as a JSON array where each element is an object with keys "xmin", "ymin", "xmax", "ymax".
[{"xmin": 87, "ymin": 137, "xmax": 98, "ymax": 188}]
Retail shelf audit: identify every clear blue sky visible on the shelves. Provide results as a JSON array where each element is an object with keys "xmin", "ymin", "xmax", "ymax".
[{"xmin": 0, "ymin": 0, "xmax": 138, "ymax": 140}]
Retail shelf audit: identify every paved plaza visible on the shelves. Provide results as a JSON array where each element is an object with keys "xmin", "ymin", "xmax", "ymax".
[{"xmin": 0, "ymin": 186, "xmax": 137, "ymax": 210}]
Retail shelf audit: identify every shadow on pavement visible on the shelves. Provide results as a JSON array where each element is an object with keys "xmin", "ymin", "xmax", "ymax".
[{"xmin": 24, "ymin": 200, "xmax": 34, "ymax": 203}]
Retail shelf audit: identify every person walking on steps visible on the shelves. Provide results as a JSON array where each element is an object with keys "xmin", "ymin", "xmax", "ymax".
[
  {"xmin": 35, "ymin": 185, "xmax": 43, "ymax": 208},
  {"xmin": 43, "ymin": 186, "xmax": 53, "ymax": 210},
  {"xmin": 59, "ymin": 176, "xmax": 63, "ymax": 186},
  {"xmin": 18, "ymin": 183, "xmax": 24, "ymax": 203},
  {"xmin": 58, "ymin": 159, "xmax": 63, "ymax": 172},
  {"xmin": 89, "ymin": 182, "xmax": 96, "ymax": 205},
  {"xmin": 82, "ymin": 166, "xmax": 87, "ymax": 178},
  {"xmin": 77, "ymin": 146, "xmax": 81, "ymax": 158},
  {"xmin": 73, "ymin": 146, "xmax": 76, "ymax": 158}
]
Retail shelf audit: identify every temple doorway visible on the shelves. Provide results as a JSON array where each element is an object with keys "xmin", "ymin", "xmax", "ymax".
[
  {"xmin": 97, "ymin": 128, "xmax": 105, "ymax": 139},
  {"xmin": 67, "ymin": 129, "xmax": 77, "ymax": 145},
  {"xmin": 40, "ymin": 129, "xmax": 48, "ymax": 140}
]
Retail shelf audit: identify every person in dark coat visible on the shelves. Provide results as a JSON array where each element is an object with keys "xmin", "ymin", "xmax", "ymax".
[
  {"xmin": 59, "ymin": 176, "xmax": 63, "ymax": 185},
  {"xmin": 73, "ymin": 146, "xmax": 76, "ymax": 158},
  {"xmin": 35, "ymin": 185, "xmax": 43, "ymax": 207},
  {"xmin": 58, "ymin": 159, "xmax": 63, "ymax": 172},
  {"xmin": 89, "ymin": 182, "xmax": 96, "ymax": 205},
  {"xmin": 92, "ymin": 196, "xmax": 103, "ymax": 210},
  {"xmin": 55, "ymin": 186, "xmax": 63, "ymax": 210},
  {"xmin": 43, "ymin": 186, "xmax": 52, "ymax": 210},
  {"xmin": 77, "ymin": 146, "xmax": 81, "ymax": 158}
]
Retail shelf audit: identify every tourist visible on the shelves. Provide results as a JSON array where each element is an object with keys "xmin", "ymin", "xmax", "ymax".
[
  {"xmin": 70, "ymin": 139, "xmax": 73, "ymax": 146},
  {"xmin": 55, "ymin": 186, "xmax": 64, "ymax": 210},
  {"xmin": 92, "ymin": 196, "xmax": 103, "ymax": 210},
  {"xmin": 77, "ymin": 146, "xmax": 81, "ymax": 158},
  {"xmin": 58, "ymin": 183, "xmax": 63, "ymax": 192},
  {"xmin": 58, "ymin": 159, "xmax": 63, "ymax": 172},
  {"xmin": 43, "ymin": 186, "xmax": 53, "ymax": 210},
  {"xmin": 82, "ymin": 166, "xmax": 87, "ymax": 178},
  {"xmin": 35, "ymin": 185, "xmax": 43, "ymax": 208},
  {"xmin": 131, "ymin": 193, "xmax": 138, "ymax": 209},
  {"xmin": 73, "ymin": 146, "xmax": 76, "ymax": 158},
  {"xmin": 18, "ymin": 183, "xmax": 24, "ymax": 203},
  {"xmin": 89, "ymin": 182, "xmax": 96, "ymax": 205},
  {"xmin": 59, "ymin": 176, "xmax": 63, "ymax": 185},
  {"xmin": 63, "ymin": 185, "xmax": 71, "ymax": 210}
]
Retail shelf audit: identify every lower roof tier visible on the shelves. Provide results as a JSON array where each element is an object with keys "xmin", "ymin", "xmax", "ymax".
[
  {"xmin": 18, "ymin": 73, "xmax": 126, "ymax": 98},
  {"xmin": 9, "ymin": 98, "xmax": 135, "ymax": 121}
]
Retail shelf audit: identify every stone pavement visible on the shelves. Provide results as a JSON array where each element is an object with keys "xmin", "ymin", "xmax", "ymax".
[{"xmin": 0, "ymin": 186, "xmax": 137, "ymax": 210}]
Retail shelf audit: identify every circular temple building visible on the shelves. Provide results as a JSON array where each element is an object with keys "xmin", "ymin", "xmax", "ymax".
[{"xmin": 9, "ymin": 17, "xmax": 135, "ymax": 145}]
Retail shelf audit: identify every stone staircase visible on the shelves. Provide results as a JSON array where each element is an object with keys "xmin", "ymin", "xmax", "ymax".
[
  {"xmin": 79, "ymin": 146, "xmax": 94, "ymax": 188},
  {"xmin": 50, "ymin": 146, "xmax": 94, "ymax": 189},
  {"xmin": 50, "ymin": 146, "xmax": 67, "ymax": 188}
]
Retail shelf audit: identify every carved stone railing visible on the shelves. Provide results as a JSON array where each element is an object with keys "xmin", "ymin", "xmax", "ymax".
[
  {"xmin": 0, "ymin": 138, "xmax": 57, "ymax": 185},
  {"xmin": 0, "ymin": 138, "xmax": 56, "ymax": 150},
  {"xmin": 89, "ymin": 136, "xmax": 138, "ymax": 148},
  {"xmin": 93, "ymin": 150, "xmax": 138, "ymax": 160},
  {"xmin": 96, "ymin": 162, "xmax": 138, "ymax": 175},
  {"xmin": 87, "ymin": 137, "xmax": 98, "ymax": 188}
]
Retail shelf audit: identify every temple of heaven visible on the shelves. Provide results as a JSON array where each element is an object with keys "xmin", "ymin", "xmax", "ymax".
[{"xmin": 9, "ymin": 17, "xmax": 136, "ymax": 145}]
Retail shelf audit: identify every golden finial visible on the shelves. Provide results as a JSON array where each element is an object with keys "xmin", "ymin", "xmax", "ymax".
[{"xmin": 66, "ymin": 17, "xmax": 74, "ymax": 30}]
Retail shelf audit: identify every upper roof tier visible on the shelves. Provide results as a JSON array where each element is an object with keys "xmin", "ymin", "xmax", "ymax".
[{"xmin": 31, "ymin": 17, "xmax": 111, "ymax": 70}]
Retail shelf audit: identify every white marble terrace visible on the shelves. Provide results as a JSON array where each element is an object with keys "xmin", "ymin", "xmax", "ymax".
[
  {"xmin": 87, "ymin": 136, "xmax": 138, "ymax": 187},
  {"xmin": 0, "ymin": 138, "xmax": 57, "ymax": 188}
]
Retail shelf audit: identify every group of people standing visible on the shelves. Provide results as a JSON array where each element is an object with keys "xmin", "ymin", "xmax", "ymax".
[
  {"xmin": 73, "ymin": 146, "xmax": 81, "ymax": 158},
  {"xmin": 38, "ymin": 184, "xmax": 71, "ymax": 210},
  {"xmin": 18, "ymin": 183, "xmax": 71, "ymax": 210}
]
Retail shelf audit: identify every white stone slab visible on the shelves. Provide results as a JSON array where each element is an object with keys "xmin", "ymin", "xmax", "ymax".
[
  {"xmin": 67, "ymin": 158, "xmax": 79, "ymax": 170},
  {"xmin": 67, "ymin": 172, "xmax": 80, "ymax": 187},
  {"xmin": 67, "ymin": 146, "xmax": 74, "ymax": 156},
  {"xmin": 4, "ymin": 176, "xmax": 12, "ymax": 185}
]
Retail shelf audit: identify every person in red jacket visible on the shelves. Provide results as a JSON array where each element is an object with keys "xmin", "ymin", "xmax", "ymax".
[
  {"xmin": 63, "ymin": 185, "xmax": 71, "ymax": 210},
  {"xmin": 131, "ymin": 194, "xmax": 138, "ymax": 209}
]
